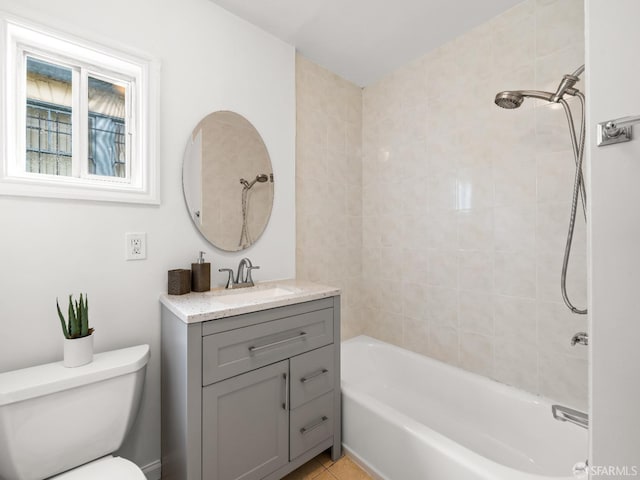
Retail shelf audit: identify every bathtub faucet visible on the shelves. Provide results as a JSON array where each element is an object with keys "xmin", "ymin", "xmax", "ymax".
[
  {"xmin": 552, "ymin": 404, "xmax": 588, "ymax": 429},
  {"xmin": 571, "ymin": 332, "xmax": 588, "ymax": 346}
]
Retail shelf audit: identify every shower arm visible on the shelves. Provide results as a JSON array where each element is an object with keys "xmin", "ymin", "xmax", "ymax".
[{"xmin": 571, "ymin": 64, "xmax": 585, "ymax": 77}]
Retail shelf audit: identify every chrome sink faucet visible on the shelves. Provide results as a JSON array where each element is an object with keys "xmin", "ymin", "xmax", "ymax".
[{"xmin": 219, "ymin": 258, "xmax": 260, "ymax": 289}]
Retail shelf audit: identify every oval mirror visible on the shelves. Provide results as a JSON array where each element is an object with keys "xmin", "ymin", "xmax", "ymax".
[{"xmin": 182, "ymin": 111, "xmax": 274, "ymax": 251}]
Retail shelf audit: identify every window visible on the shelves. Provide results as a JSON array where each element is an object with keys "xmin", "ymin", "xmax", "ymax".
[{"xmin": 1, "ymin": 16, "xmax": 159, "ymax": 204}]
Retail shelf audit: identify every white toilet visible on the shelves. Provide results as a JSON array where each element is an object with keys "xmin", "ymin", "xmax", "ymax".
[{"xmin": 0, "ymin": 344, "xmax": 150, "ymax": 480}]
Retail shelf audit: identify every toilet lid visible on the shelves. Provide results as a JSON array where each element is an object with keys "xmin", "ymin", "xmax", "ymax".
[{"xmin": 51, "ymin": 456, "xmax": 146, "ymax": 479}]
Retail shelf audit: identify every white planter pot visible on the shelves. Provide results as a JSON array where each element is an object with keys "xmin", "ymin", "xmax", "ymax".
[{"xmin": 63, "ymin": 334, "xmax": 94, "ymax": 368}]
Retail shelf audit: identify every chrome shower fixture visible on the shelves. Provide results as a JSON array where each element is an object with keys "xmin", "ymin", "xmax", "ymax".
[
  {"xmin": 238, "ymin": 173, "xmax": 271, "ymax": 248},
  {"xmin": 240, "ymin": 173, "xmax": 269, "ymax": 190},
  {"xmin": 494, "ymin": 65, "xmax": 584, "ymax": 110},
  {"xmin": 494, "ymin": 65, "xmax": 587, "ymax": 315},
  {"xmin": 551, "ymin": 74, "xmax": 580, "ymax": 103},
  {"xmin": 494, "ymin": 90, "xmax": 554, "ymax": 109}
]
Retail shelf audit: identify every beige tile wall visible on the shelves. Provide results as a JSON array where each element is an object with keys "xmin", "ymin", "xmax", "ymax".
[
  {"xmin": 361, "ymin": 0, "xmax": 587, "ymax": 409},
  {"xmin": 200, "ymin": 112, "xmax": 274, "ymax": 250},
  {"xmin": 296, "ymin": 55, "xmax": 364, "ymax": 339},
  {"xmin": 296, "ymin": 0, "xmax": 587, "ymax": 409}
]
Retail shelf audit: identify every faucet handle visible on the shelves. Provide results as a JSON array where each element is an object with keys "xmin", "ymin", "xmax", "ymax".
[
  {"xmin": 571, "ymin": 331, "xmax": 588, "ymax": 346},
  {"xmin": 218, "ymin": 268, "xmax": 235, "ymax": 289},
  {"xmin": 246, "ymin": 265, "xmax": 260, "ymax": 286}
]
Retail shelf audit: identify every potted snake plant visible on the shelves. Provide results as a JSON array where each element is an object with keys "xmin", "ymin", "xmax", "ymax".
[{"xmin": 56, "ymin": 294, "xmax": 94, "ymax": 367}]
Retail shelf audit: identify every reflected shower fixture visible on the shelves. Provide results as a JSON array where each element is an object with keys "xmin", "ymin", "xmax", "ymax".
[
  {"xmin": 239, "ymin": 173, "xmax": 271, "ymax": 248},
  {"xmin": 240, "ymin": 173, "xmax": 269, "ymax": 190},
  {"xmin": 495, "ymin": 65, "xmax": 587, "ymax": 315}
]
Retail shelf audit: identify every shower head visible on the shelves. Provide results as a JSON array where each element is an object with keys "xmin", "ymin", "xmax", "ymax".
[
  {"xmin": 495, "ymin": 91, "xmax": 524, "ymax": 109},
  {"xmin": 494, "ymin": 90, "xmax": 555, "ymax": 109},
  {"xmin": 496, "ymin": 65, "xmax": 585, "ymax": 109},
  {"xmin": 240, "ymin": 173, "xmax": 270, "ymax": 190}
]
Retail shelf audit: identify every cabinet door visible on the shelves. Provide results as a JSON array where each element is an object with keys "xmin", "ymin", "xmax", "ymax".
[{"xmin": 202, "ymin": 360, "xmax": 289, "ymax": 480}]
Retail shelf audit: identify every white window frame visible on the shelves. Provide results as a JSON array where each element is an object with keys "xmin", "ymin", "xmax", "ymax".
[{"xmin": 0, "ymin": 15, "xmax": 160, "ymax": 204}]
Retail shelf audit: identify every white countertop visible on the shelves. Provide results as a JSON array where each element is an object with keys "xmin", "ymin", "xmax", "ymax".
[{"xmin": 159, "ymin": 279, "xmax": 340, "ymax": 324}]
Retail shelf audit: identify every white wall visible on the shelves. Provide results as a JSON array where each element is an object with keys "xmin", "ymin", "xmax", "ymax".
[
  {"xmin": 586, "ymin": 0, "xmax": 640, "ymax": 474},
  {"xmin": 0, "ymin": 0, "xmax": 295, "ymax": 469}
]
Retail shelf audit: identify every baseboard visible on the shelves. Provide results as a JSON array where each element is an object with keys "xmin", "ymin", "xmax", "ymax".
[
  {"xmin": 342, "ymin": 445, "xmax": 386, "ymax": 480},
  {"xmin": 141, "ymin": 459, "xmax": 161, "ymax": 480}
]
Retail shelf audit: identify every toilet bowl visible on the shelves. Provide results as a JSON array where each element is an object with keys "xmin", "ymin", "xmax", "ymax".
[{"xmin": 0, "ymin": 344, "xmax": 150, "ymax": 480}]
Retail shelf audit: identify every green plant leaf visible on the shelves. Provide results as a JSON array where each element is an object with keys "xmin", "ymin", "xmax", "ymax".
[
  {"xmin": 56, "ymin": 298, "xmax": 69, "ymax": 339},
  {"xmin": 69, "ymin": 294, "xmax": 79, "ymax": 338},
  {"xmin": 85, "ymin": 294, "xmax": 90, "ymax": 335},
  {"xmin": 80, "ymin": 293, "xmax": 88, "ymax": 337}
]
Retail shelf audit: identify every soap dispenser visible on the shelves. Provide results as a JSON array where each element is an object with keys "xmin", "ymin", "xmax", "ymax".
[{"xmin": 191, "ymin": 251, "xmax": 211, "ymax": 292}]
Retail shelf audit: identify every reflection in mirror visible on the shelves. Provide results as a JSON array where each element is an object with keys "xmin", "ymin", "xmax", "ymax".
[{"xmin": 183, "ymin": 111, "xmax": 274, "ymax": 251}]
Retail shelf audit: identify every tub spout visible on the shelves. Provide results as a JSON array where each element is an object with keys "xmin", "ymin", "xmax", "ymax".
[{"xmin": 552, "ymin": 404, "xmax": 588, "ymax": 429}]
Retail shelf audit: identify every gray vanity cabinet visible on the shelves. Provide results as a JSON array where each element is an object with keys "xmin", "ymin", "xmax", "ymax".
[
  {"xmin": 202, "ymin": 360, "xmax": 289, "ymax": 480},
  {"xmin": 161, "ymin": 295, "xmax": 341, "ymax": 480}
]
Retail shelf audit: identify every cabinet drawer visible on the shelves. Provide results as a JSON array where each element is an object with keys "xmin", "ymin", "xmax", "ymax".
[
  {"xmin": 203, "ymin": 308, "xmax": 333, "ymax": 385},
  {"xmin": 290, "ymin": 345, "xmax": 334, "ymax": 409},
  {"xmin": 290, "ymin": 391, "xmax": 334, "ymax": 460}
]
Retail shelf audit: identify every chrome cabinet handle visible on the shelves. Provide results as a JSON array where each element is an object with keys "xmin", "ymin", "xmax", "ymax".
[
  {"xmin": 282, "ymin": 373, "xmax": 289, "ymax": 410},
  {"xmin": 300, "ymin": 415, "xmax": 329, "ymax": 435},
  {"xmin": 300, "ymin": 368, "xmax": 329, "ymax": 384},
  {"xmin": 248, "ymin": 332, "xmax": 307, "ymax": 353}
]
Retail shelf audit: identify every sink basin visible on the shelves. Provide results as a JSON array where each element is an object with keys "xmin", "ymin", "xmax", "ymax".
[{"xmin": 209, "ymin": 286, "xmax": 298, "ymax": 305}]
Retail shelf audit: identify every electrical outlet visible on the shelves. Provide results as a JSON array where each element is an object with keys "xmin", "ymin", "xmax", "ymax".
[{"xmin": 125, "ymin": 233, "xmax": 147, "ymax": 260}]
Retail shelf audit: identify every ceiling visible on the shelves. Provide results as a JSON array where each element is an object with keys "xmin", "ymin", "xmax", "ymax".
[{"xmin": 209, "ymin": 0, "xmax": 525, "ymax": 86}]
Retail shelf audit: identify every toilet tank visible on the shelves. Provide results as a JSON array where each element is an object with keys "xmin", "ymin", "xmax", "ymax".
[{"xmin": 0, "ymin": 344, "xmax": 150, "ymax": 480}]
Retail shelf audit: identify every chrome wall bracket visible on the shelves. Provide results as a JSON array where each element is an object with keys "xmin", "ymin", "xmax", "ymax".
[{"xmin": 597, "ymin": 115, "xmax": 640, "ymax": 146}]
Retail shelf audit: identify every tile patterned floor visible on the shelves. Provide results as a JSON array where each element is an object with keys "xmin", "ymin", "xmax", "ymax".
[{"xmin": 282, "ymin": 450, "xmax": 373, "ymax": 480}]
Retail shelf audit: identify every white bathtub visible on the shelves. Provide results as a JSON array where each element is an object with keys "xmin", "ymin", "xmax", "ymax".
[{"xmin": 341, "ymin": 336, "xmax": 588, "ymax": 480}]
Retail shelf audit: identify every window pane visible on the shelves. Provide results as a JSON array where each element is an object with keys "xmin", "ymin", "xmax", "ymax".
[
  {"xmin": 26, "ymin": 57, "xmax": 73, "ymax": 176},
  {"xmin": 88, "ymin": 76, "xmax": 126, "ymax": 178}
]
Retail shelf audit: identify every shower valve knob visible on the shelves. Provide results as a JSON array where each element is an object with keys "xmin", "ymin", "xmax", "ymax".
[{"xmin": 571, "ymin": 332, "xmax": 588, "ymax": 347}]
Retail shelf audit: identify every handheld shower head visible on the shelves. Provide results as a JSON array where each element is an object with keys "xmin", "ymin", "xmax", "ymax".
[
  {"xmin": 495, "ymin": 90, "xmax": 555, "ymax": 109},
  {"xmin": 495, "ymin": 91, "xmax": 524, "ymax": 109}
]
